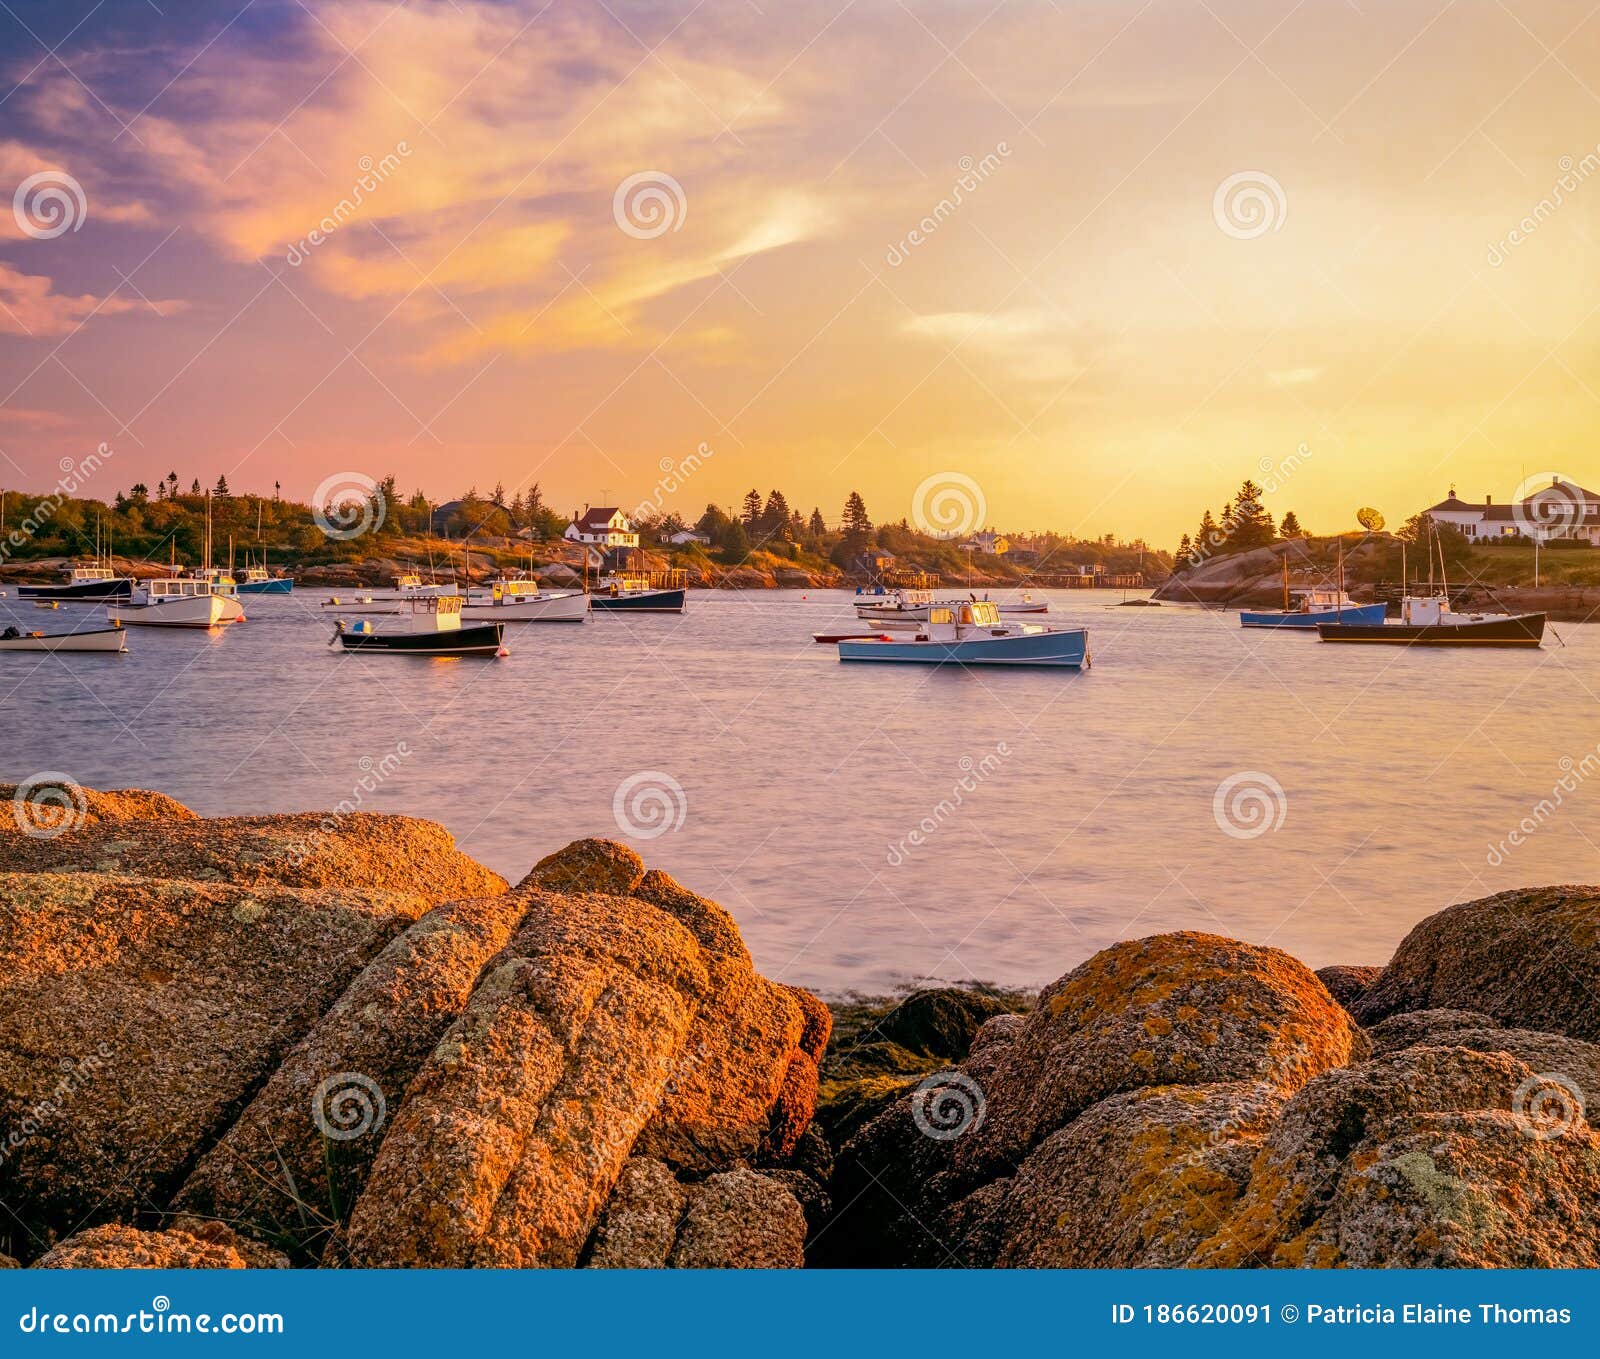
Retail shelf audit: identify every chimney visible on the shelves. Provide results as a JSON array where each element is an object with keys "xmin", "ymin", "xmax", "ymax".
[{"xmin": 1486, "ymin": 494, "xmax": 1492, "ymax": 505}]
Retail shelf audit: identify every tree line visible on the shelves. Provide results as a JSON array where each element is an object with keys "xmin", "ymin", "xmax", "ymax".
[{"xmin": 1174, "ymin": 479, "xmax": 1306, "ymax": 571}]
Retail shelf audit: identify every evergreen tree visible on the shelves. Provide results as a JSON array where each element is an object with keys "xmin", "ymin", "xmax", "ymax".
[
  {"xmin": 190, "ymin": 478, "xmax": 201, "ymax": 495},
  {"xmin": 741, "ymin": 488, "xmax": 762, "ymax": 527},
  {"xmin": 1176, "ymin": 532, "xmax": 1193, "ymax": 568},
  {"xmin": 808, "ymin": 507, "xmax": 826, "ymax": 537},
  {"xmin": 1228, "ymin": 479, "xmax": 1274, "ymax": 548},
  {"xmin": 167, "ymin": 471, "xmax": 179, "ymax": 497},
  {"xmin": 213, "ymin": 474, "xmax": 230, "ymax": 497},
  {"xmin": 491, "ymin": 481, "xmax": 507, "ymax": 508},
  {"xmin": 759, "ymin": 490, "xmax": 791, "ymax": 540},
  {"xmin": 1195, "ymin": 509, "xmax": 1219, "ymax": 558},
  {"xmin": 1279, "ymin": 510, "xmax": 1304, "ymax": 539},
  {"xmin": 842, "ymin": 491, "xmax": 872, "ymax": 541}
]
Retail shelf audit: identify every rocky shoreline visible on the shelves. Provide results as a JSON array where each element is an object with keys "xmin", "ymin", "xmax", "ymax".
[{"xmin": 1, "ymin": 782, "xmax": 1595, "ymax": 1269}]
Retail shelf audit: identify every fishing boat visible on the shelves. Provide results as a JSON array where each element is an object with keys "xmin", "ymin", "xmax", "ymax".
[
  {"xmin": 1317, "ymin": 594, "xmax": 1545, "ymax": 647},
  {"xmin": 332, "ymin": 595, "xmax": 506, "ymax": 656},
  {"xmin": 108, "ymin": 577, "xmax": 239, "ymax": 629},
  {"xmin": 1316, "ymin": 534, "xmax": 1544, "ymax": 647},
  {"xmin": 192, "ymin": 567, "xmax": 247, "ymax": 622},
  {"xmin": 463, "ymin": 578, "xmax": 588, "ymax": 623},
  {"xmin": 589, "ymin": 573, "xmax": 686, "ymax": 613},
  {"xmin": 17, "ymin": 564, "xmax": 134, "ymax": 602},
  {"xmin": 855, "ymin": 588, "xmax": 935, "ymax": 621},
  {"xmin": 0, "ymin": 622, "xmax": 127, "ymax": 653},
  {"xmin": 997, "ymin": 592, "xmax": 1049, "ymax": 615},
  {"xmin": 237, "ymin": 557, "xmax": 293, "ymax": 594},
  {"xmin": 836, "ymin": 601, "xmax": 1090, "ymax": 668},
  {"xmin": 1240, "ymin": 559, "xmax": 1385, "ymax": 629}
]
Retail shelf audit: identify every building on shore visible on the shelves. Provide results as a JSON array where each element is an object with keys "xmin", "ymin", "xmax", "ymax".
[
  {"xmin": 564, "ymin": 507, "xmax": 640, "ymax": 551},
  {"xmin": 1425, "ymin": 478, "xmax": 1600, "ymax": 542}
]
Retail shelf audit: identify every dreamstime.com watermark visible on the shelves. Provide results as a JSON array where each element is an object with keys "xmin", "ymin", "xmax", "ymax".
[
  {"xmin": 1487, "ymin": 146, "xmax": 1600, "ymax": 267},
  {"xmin": 12, "ymin": 169, "xmax": 87, "ymax": 239},
  {"xmin": 631, "ymin": 442, "xmax": 713, "ymax": 524},
  {"xmin": 1212, "ymin": 771, "xmax": 1288, "ymax": 840},
  {"xmin": 286, "ymin": 143, "xmax": 412, "ymax": 266},
  {"xmin": 311, "ymin": 471, "xmax": 385, "ymax": 540},
  {"xmin": 17, "ymin": 1300, "xmax": 283, "ymax": 1336},
  {"xmin": 0, "ymin": 1043, "xmax": 114, "ymax": 1166},
  {"xmin": 613, "ymin": 171, "xmax": 686, "ymax": 239},
  {"xmin": 910, "ymin": 471, "xmax": 986, "ymax": 539},
  {"xmin": 1182, "ymin": 444, "xmax": 1310, "ymax": 570},
  {"xmin": 887, "ymin": 743, "xmax": 1010, "ymax": 865},
  {"xmin": 1485, "ymin": 743, "xmax": 1600, "ymax": 866},
  {"xmin": 1, "ymin": 446, "xmax": 113, "ymax": 566},
  {"xmin": 885, "ymin": 143, "xmax": 1012, "ymax": 266},
  {"xmin": 612, "ymin": 771, "xmax": 688, "ymax": 840},
  {"xmin": 286, "ymin": 743, "xmax": 411, "ymax": 865}
]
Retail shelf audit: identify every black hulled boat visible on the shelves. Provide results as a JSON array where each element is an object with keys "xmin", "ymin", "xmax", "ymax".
[{"xmin": 332, "ymin": 596, "xmax": 505, "ymax": 656}]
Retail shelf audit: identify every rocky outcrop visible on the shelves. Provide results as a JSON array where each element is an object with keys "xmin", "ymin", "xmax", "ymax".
[
  {"xmin": 1315, "ymin": 964, "xmax": 1381, "ymax": 1009},
  {"xmin": 1351, "ymin": 886, "xmax": 1600, "ymax": 1041},
  {"xmin": 0, "ymin": 783, "xmax": 822, "ymax": 1269},
  {"xmin": 828, "ymin": 934, "xmax": 1366, "ymax": 1266},
  {"xmin": 584, "ymin": 1160, "xmax": 806, "ymax": 1268},
  {"xmin": 1, "ymin": 782, "xmax": 196, "ymax": 834},
  {"xmin": 1152, "ymin": 535, "xmax": 1384, "ymax": 606},
  {"xmin": 34, "ymin": 1222, "xmax": 289, "ymax": 1269}
]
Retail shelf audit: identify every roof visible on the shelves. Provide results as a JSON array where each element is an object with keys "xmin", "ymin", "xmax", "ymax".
[
  {"xmin": 1424, "ymin": 495, "xmax": 1483, "ymax": 513},
  {"xmin": 574, "ymin": 506, "xmax": 628, "ymax": 528}
]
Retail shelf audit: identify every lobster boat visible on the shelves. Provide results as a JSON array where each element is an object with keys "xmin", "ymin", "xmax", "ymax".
[
  {"xmin": 0, "ymin": 623, "xmax": 127, "ymax": 653},
  {"xmin": 1317, "ymin": 593, "xmax": 1545, "ymax": 648},
  {"xmin": 108, "ymin": 577, "xmax": 240, "ymax": 629},
  {"xmin": 837, "ymin": 600, "xmax": 1089, "ymax": 668},
  {"xmin": 463, "ymin": 578, "xmax": 588, "ymax": 622},
  {"xmin": 238, "ymin": 564, "xmax": 292, "ymax": 594},
  {"xmin": 589, "ymin": 574, "xmax": 685, "ymax": 613},
  {"xmin": 332, "ymin": 595, "xmax": 505, "ymax": 656},
  {"xmin": 1240, "ymin": 588, "xmax": 1386, "ymax": 629},
  {"xmin": 17, "ymin": 565, "xmax": 134, "ymax": 602}
]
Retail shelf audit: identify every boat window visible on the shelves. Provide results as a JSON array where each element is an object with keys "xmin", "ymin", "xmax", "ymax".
[
  {"xmin": 929, "ymin": 607, "xmax": 955, "ymax": 624},
  {"xmin": 970, "ymin": 602, "xmax": 999, "ymax": 625}
]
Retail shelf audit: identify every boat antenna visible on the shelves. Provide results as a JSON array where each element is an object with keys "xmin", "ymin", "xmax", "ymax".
[
  {"xmin": 1336, "ymin": 539, "xmax": 1344, "ymax": 620},
  {"xmin": 1282, "ymin": 553, "xmax": 1290, "ymax": 612}
]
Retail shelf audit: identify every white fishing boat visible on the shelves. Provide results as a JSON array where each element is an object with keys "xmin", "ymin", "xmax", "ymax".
[
  {"xmin": 192, "ymin": 567, "xmax": 246, "ymax": 622},
  {"xmin": 108, "ymin": 577, "xmax": 237, "ymax": 629},
  {"xmin": 837, "ymin": 601, "xmax": 1090, "ymax": 668},
  {"xmin": 996, "ymin": 591, "xmax": 1049, "ymax": 615},
  {"xmin": 855, "ymin": 588, "xmax": 936, "ymax": 621},
  {"xmin": 0, "ymin": 622, "xmax": 127, "ymax": 653},
  {"xmin": 463, "ymin": 578, "xmax": 588, "ymax": 623}
]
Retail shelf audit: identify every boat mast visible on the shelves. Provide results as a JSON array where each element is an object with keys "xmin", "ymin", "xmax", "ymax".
[{"xmin": 1282, "ymin": 554, "xmax": 1290, "ymax": 611}]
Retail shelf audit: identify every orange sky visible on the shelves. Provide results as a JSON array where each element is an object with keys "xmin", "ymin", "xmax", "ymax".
[{"xmin": 2, "ymin": 0, "xmax": 1599, "ymax": 545}]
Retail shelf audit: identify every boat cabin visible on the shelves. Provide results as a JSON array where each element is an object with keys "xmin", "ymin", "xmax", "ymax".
[
  {"xmin": 66, "ymin": 566, "xmax": 118, "ymax": 583},
  {"xmin": 147, "ymin": 578, "xmax": 221, "ymax": 599},
  {"xmin": 491, "ymin": 579, "xmax": 545, "ymax": 600},
  {"xmin": 922, "ymin": 600, "xmax": 1007, "ymax": 637},
  {"xmin": 1400, "ymin": 594, "xmax": 1452, "ymax": 626}
]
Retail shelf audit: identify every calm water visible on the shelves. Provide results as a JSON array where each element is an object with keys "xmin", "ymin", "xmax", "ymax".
[{"xmin": 3, "ymin": 587, "xmax": 1596, "ymax": 996}]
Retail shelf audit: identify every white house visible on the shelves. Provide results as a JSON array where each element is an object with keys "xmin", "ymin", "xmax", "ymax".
[
  {"xmin": 1425, "ymin": 479, "xmax": 1600, "ymax": 542},
  {"xmin": 564, "ymin": 506, "xmax": 639, "ymax": 550},
  {"xmin": 666, "ymin": 529, "xmax": 710, "ymax": 546},
  {"xmin": 958, "ymin": 530, "xmax": 1010, "ymax": 555}
]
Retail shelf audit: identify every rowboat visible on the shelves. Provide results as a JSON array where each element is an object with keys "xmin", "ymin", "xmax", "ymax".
[
  {"xmin": 463, "ymin": 578, "xmax": 588, "ymax": 622},
  {"xmin": 589, "ymin": 574, "xmax": 685, "ymax": 613},
  {"xmin": 332, "ymin": 595, "xmax": 506, "ymax": 656},
  {"xmin": 18, "ymin": 565, "xmax": 134, "ymax": 602},
  {"xmin": 108, "ymin": 577, "xmax": 240, "ymax": 629},
  {"xmin": 0, "ymin": 623, "xmax": 127, "ymax": 653},
  {"xmin": 837, "ymin": 601, "xmax": 1089, "ymax": 668}
]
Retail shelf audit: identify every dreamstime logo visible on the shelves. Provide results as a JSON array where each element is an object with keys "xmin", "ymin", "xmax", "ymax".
[
  {"xmin": 885, "ymin": 142, "xmax": 1012, "ymax": 266},
  {"xmin": 1488, "ymin": 145, "xmax": 1600, "ymax": 267},
  {"xmin": 613, "ymin": 171, "xmax": 686, "ymax": 240},
  {"xmin": 910, "ymin": 1070, "xmax": 986, "ymax": 1140},
  {"xmin": 10, "ymin": 773, "xmax": 89, "ymax": 840},
  {"xmin": 0, "ymin": 1042, "xmax": 115, "ymax": 1165},
  {"xmin": 1212, "ymin": 771, "xmax": 1288, "ymax": 840},
  {"xmin": 632, "ymin": 442, "xmax": 713, "ymax": 524},
  {"xmin": 311, "ymin": 1072, "xmax": 386, "ymax": 1141},
  {"xmin": 1212, "ymin": 171, "xmax": 1286, "ymax": 240},
  {"xmin": 887, "ymin": 742, "xmax": 1010, "ymax": 865},
  {"xmin": 285, "ymin": 142, "xmax": 412, "ymax": 266},
  {"xmin": 612, "ymin": 771, "xmax": 688, "ymax": 839},
  {"xmin": 2, "ymin": 443, "xmax": 112, "ymax": 568},
  {"xmin": 13, "ymin": 170, "xmax": 87, "ymax": 239},
  {"xmin": 911, "ymin": 471, "xmax": 986, "ymax": 538},
  {"xmin": 285, "ymin": 743, "xmax": 411, "ymax": 866},
  {"xmin": 312, "ymin": 472, "xmax": 385, "ymax": 540},
  {"xmin": 1512, "ymin": 1073, "xmax": 1585, "ymax": 1141},
  {"xmin": 1511, "ymin": 473, "xmax": 1588, "ymax": 539}
]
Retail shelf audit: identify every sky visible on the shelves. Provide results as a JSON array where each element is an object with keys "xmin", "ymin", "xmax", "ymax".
[{"xmin": 1, "ymin": 0, "xmax": 1598, "ymax": 547}]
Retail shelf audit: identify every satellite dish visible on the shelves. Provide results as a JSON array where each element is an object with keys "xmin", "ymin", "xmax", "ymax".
[{"xmin": 1356, "ymin": 507, "xmax": 1385, "ymax": 532}]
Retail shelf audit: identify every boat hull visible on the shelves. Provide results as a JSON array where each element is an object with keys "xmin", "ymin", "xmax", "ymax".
[
  {"xmin": 1316, "ymin": 613, "xmax": 1546, "ymax": 647},
  {"xmin": 590, "ymin": 588, "xmax": 685, "ymax": 613},
  {"xmin": 838, "ymin": 628, "xmax": 1089, "ymax": 668},
  {"xmin": 338, "ymin": 622, "xmax": 505, "ymax": 655},
  {"xmin": 462, "ymin": 592, "xmax": 588, "ymax": 622},
  {"xmin": 237, "ymin": 578, "xmax": 293, "ymax": 594},
  {"xmin": 0, "ymin": 626, "xmax": 127, "ymax": 653},
  {"xmin": 108, "ymin": 596, "xmax": 231, "ymax": 628},
  {"xmin": 17, "ymin": 579, "xmax": 133, "ymax": 601},
  {"xmin": 1240, "ymin": 602, "xmax": 1388, "ymax": 628}
]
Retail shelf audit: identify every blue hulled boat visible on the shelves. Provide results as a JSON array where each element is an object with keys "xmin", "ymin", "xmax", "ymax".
[
  {"xmin": 238, "ymin": 565, "xmax": 292, "ymax": 594},
  {"xmin": 1240, "ymin": 587, "xmax": 1386, "ymax": 629},
  {"xmin": 837, "ymin": 601, "xmax": 1088, "ymax": 669}
]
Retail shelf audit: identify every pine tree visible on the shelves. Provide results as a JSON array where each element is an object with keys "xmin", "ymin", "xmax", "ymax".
[
  {"xmin": 1279, "ymin": 510, "xmax": 1303, "ymax": 539},
  {"xmin": 760, "ymin": 490, "xmax": 791, "ymax": 540},
  {"xmin": 741, "ymin": 488, "xmax": 762, "ymax": 526},
  {"xmin": 213, "ymin": 474, "xmax": 230, "ymax": 497},
  {"xmin": 1176, "ymin": 533, "xmax": 1193, "ymax": 568},
  {"xmin": 491, "ymin": 482, "xmax": 507, "ymax": 508},
  {"xmin": 1228, "ymin": 479, "xmax": 1274, "ymax": 549},
  {"xmin": 1195, "ymin": 509, "xmax": 1219, "ymax": 557},
  {"xmin": 190, "ymin": 478, "xmax": 201, "ymax": 495},
  {"xmin": 809, "ymin": 507, "xmax": 826, "ymax": 537},
  {"xmin": 842, "ymin": 491, "xmax": 872, "ymax": 540}
]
